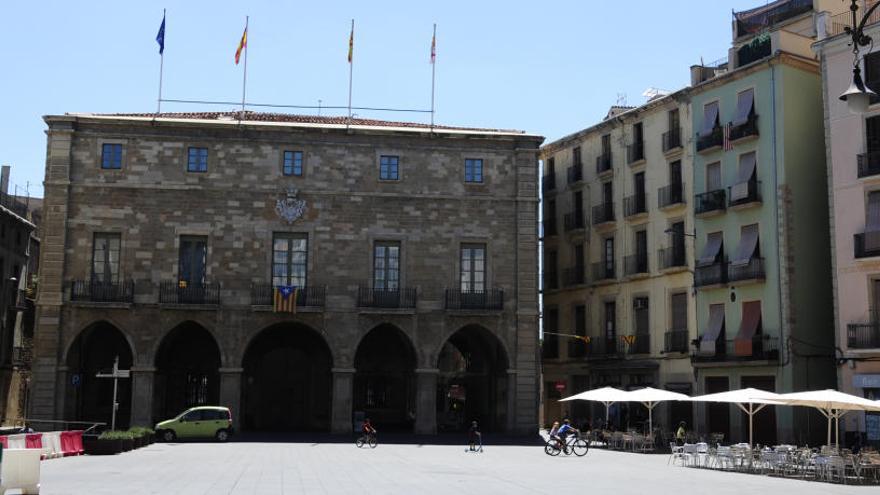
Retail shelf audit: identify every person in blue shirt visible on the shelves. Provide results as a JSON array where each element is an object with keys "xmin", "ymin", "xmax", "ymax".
[{"xmin": 556, "ymin": 419, "xmax": 579, "ymax": 453}]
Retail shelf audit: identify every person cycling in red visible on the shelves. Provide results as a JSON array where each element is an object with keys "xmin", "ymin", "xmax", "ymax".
[{"xmin": 362, "ymin": 418, "xmax": 377, "ymax": 440}]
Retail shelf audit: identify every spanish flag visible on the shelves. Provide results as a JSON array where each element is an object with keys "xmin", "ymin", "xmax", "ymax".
[
  {"xmin": 273, "ymin": 285, "xmax": 298, "ymax": 313},
  {"xmin": 347, "ymin": 21, "xmax": 354, "ymax": 63},
  {"xmin": 235, "ymin": 24, "xmax": 248, "ymax": 65}
]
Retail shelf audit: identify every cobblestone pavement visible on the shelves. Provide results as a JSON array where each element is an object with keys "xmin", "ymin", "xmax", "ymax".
[{"xmin": 37, "ymin": 437, "xmax": 876, "ymax": 494}]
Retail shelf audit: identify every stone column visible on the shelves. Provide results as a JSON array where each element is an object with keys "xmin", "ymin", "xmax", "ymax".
[
  {"xmin": 54, "ymin": 366, "xmax": 68, "ymax": 421},
  {"xmin": 331, "ymin": 368, "xmax": 355, "ymax": 434},
  {"xmin": 130, "ymin": 367, "xmax": 155, "ymax": 427},
  {"xmin": 507, "ymin": 370, "xmax": 517, "ymax": 433},
  {"xmin": 218, "ymin": 368, "xmax": 243, "ymax": 431},
  {"xmin": 414, "ymin": 368, "xmax": 438, "ymax": 435}
]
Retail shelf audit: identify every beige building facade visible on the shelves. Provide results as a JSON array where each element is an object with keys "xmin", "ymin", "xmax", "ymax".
[{"xmin": 539, "ymin": 93, "xmax": 697, "ymax": 431}]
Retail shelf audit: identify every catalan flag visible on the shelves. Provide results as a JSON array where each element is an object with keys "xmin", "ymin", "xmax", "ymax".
[
  {"xmin": 235, "ymin": 24, "xmax": 248, "ymax": 65},
  {"xmin": 347, "ymin": 22, "xmax": 354, "ymax": 63},
  {"xmin": 273, "ymin": 285, "xmax": 298, "ymax": 313}
]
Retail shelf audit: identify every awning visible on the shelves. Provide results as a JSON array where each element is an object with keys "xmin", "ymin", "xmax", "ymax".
[
  {"xmin": 699, "ymin": 304, "xmax": 725, "ymax": 355},
  {"xmin": 697, "ymin": 232, "xmax": 723, "ymax": 266},
  {"xmin": 733, "ymin": 89, "xmax": 755, "ymax": 126},
  {"xmin": 730, "ymin": 152, "xmax": 757, "ymax": 201},
  {"xmin": 702, "ymin": 102, "xmax": 719, "ymax": 135},
  {"xmin": 734, "ymin": 301, "xmax": 762, "ymax": 356},
  {"xmin": 731, "ymin": 224, "xmax": 759, "ymax": 266}
]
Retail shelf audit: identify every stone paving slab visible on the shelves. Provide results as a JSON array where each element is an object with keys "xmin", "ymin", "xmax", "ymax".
[{"xmin": 37, "ymin": 440, "xmax": 876, "ymax": 494}]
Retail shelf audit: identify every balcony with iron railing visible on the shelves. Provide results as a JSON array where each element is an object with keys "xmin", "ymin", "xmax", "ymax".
[
  {"xmin": 70, "ymin": 279, "xmax": 134, "ymax": 303},
  {"xmin": 831, "ymin": 1, "xmax": 880, "ymax": 37},
  {"xmin": 627, "ymin": 142, "xmax": 645, "ymax": 165},
  {"xmin": 658, "ymin": 183, "xmax": 685, "ymax": 208},
  {"xmin": 735, "ymin": 0, "xmax": 812, "ymax": 39},
  {"xmin": 588, "ymin": 337, "xmax": 621, "ymax": 358},
  {"xmin": 728, "ymin": 257, "xmax": 765, "ymax": 283},
  {"xmin": 623, "ymin": 193, "xmax": 647, "ymax": 218},
  {"xmin": 543, "ymin": 174, "xmax": 557, "ymax": 192},
  {"xmin": 592, "ymin": 262, "xmax": 615, "ymax": 282},
  {"xmin": 858, "ymin": 151, "xmax": 880, "ymax": 179},
  {"xmin": 250, "ymin": 284, "xmax": 326, "ymax": 308},
  {"xmin": 563, "ymin": 266, "xmax": 586, "ymax": 287},
  {"xmin": 544, "ymin": 271, "xmax": 559, "ymax": 291},
  {"xmin": 847, "ymin": 322, "xmax": 880, "ymax": 350},
  {"xmin": 695, "ymin": 259, "xmax": 728, "ymax": 288},
  {"xmin": 664, "ymin": 330, "xmax": 689, "ymax": 353},
  {"xmin": 542, "ymin": 219, "xmax": 558, "ymax": 238},
  {"xmin": 568, "ymin": 338, "xmax": 587, "ymax": 359},
  {"xmin": 623, "ymin": 254, "xmax": 649, "ymax": 277},
  {"xmin": 445, "ymin": 289, "xmax": 504, "ymax": 311},
  {"xmin": 596, "ymin": 153, "xmax": 612, "ymax": 175},
  {"xmin": 357, "ymin": 287, "xmax": 417, "ymax": 309},
  {"xmin": 662, "ymin": 128, "xmax": 682, "ymax": 153},
  {"xmin": 854, "ymin": 232, "xmax": 880, "ymax": 259},
  {"xmin": 542, "ymin": 334, "xmax": 560, "ymax": 360},
  {"xmin": 729, "ymin": 115, "xmax": 759, "ymax": 142},
  {"xmin": 658, "ymin": 247, "xmax": 687, "ymax": 271},
  {"xmin": 728, "ymin": 179, "xmax": 762, "ymax": 208},
  {"xmin": 563, "ymin": 210, "xmax": 585, "ymax": 232},
  {"xmin": 626, "ymin": 335, "xmax": 650, "ymax": 355},
  {"xmin": 694, "ymin": 189, "xmax": 726, "ymax": 216},
  {"xmin": 592, "ymin": 203, "xmax": 615, "ymax": 226},
  {"xmin": 567, "ymin": 163, "xmax": 584, "ymax": 185},
  {"xmin": 696, "ymin": 128, "xmax": 723, "ymax": 153},
  {"xmin": 692, "ymin": 335, "xmax": 780, "ymax": 363},
  {"xmin": 160, "ymin": 280, "xmax": 221, "ymax": 305}
]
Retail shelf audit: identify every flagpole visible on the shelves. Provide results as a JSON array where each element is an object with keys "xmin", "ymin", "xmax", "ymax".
[
  {"xmin": 347, "ymin": 19, "xmax": 354, "ymax": 131},
  {"xmin": 241, "ymin": 16, "xmax": 249, "ymax": 118},
  {"xmin": 430, "ymin": 23, "xmax": 436, "ymax": 131},
  {"xmin": 157, "ymin": 9, "xmax": 165, "ymax": 114}
]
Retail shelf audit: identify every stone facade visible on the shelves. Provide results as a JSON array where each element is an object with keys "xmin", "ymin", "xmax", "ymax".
[{"xmin": 30, "ymin": 112, "xmax": 543, "ymax": 435}]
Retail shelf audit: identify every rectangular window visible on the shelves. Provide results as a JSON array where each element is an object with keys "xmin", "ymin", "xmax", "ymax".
[
  {"xmin": 101, "ymin": 143, "xmax": 123, "ymax": 169},
  {"xmin": 572, "ymin": 147, "xmax": 582, "ymax": 166},
  {"xmin": 605, "ymin": 301, "xmax": 617, "ymax": 341},
  {"xmin": 602, "ymin": 134, "xmax": 611, "ymax": 156},
  {"xmin": 283, "ymin": 150, "xmax": 304, "ymax": 176},
  {"xmin": 465, "ymin": 158, "xmax": 483, "ymax": 183},
  {"xmin": 373, "ymin": 242, "xmax": 401, "ymax": 290},
  {"xmin": 865, "ymin": 52, "xmax": 880, "ymax": 105},
  {"xmin": 671, "ymin": 292, "xmax": 688, "ymax": 331},
  {"xmin": 548, "ymin": 158, "xmax": 556, "ymax": 175},
  {"xmin": 543, "ymin": 308, "xmax": 560, "ymax": 360},
  {"xmin": 604, "ymin": 236, "xmax": 615, "ymax": 274},
  {"xmin": 633, "ymin": 122, "xmax": 644, "ymax": 144},
  {"xmin": 460, "ymin": 243, "xmax": 486, "ymax": 292},
  {"xmin": 669, "ymin": 109, "xmax": 680, "ymax": 131},
  {"xmin": 702, "ymin": 101, "xmax": 720, "ymax": 135},
  {"xmin": 380, "ymin": 155, "xmax": 399, "ymax": 180},
  {"xmin": 707, "ymin": 162, "xmax": 722, "ymax": 192},
  {"xmin": 91, "ymin": 233, "xmax": 121, "ymax": 283},
  {"xmin": 187, "ymin": 147, "xmax": 208, "ymax": 173},
  {"xmin": 634, "ymin": 297, "xmax": 649, "ymax": 334},
  {"xmin": 178, "ymin": 236, "xmax": 207, "ymax": 285},
  {"xmin": 272, "ymin": 233, "xmax": 308, "ymax": 288}
]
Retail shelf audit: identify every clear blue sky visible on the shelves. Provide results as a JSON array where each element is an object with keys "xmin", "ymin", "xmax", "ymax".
[{"xmin": 3, "ymin": 0, "xmax": 767, "ymax": 198}]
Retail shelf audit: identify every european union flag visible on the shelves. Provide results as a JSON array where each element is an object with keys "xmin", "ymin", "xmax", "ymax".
[{"xmin": 156, "ymin": 12, "xmax": 166, "ymax": 55}]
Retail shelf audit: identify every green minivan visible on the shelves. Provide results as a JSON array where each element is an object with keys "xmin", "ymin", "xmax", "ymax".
[{"xmin": 155, "ymin": 406, "xmax": 234, "ymax": 442}]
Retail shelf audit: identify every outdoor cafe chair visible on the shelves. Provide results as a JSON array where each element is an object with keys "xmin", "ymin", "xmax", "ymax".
[{"xmin": 668, "ymin": 442, "xmax": 685, "ymax": 465}]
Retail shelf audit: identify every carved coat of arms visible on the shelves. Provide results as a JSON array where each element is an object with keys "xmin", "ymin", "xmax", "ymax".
[{"xmin": 275, "ymin": 187, "xmax": 307, "ymax": 224}]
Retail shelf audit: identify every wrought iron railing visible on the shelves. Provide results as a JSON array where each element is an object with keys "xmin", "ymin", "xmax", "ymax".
[
  {"xmin": 854, "ymin": 232, "xmax": 880, "ymax": 259},
  {"xmin": 542, "ymin": 174, "xmax": 556, "ymax": 192},
  {"xmin": 692, "ymin": 336, "xmax": 780, "ymax": 362},
  {"xmin": 664, "ymin": 330, "xmax": 689, "ymax": 353},
  {"xmin": 592, "ymin": 262, "xmax": 615, "ymax": 282},
  {"xmin": 592, "ymin": 203, "xmax": 615, "ymax": 225},
  {"xmin": 568, "ymin": 338, "xmax": 587, "ymax": 359},
  {"xmin": 696, "ymin": 128, "xmax": 723, "ymax": 152},
  {"xmin": 588, "ymin": 337, "xmax": 620, "ymax": 357},
  {"xmin": 831, "ymin": 1, "xmax": 880, "ymax": 36},
  {"xmin": 695, "ymin": 189, "xmax": 726, "ymax": 215},
  {"xmin": 70, "ymin": 280, "xmax": 134, "ymax": 303},
  {"xmin": 596, "ymin": 153, "xmax": 612, "ymax": 174},
  {"xmin": 735, "ymin": 0, "xmax": 812, "ymax": 38},
  {"xmin": 658, "ymin": 183, "xmax": 685, "ymax": 208},
  {"xmin": 563, "ymin": 210, "xmax": 585, "ymax": 232},
  {"xmin": 543, "ymin": 220, "xmax": 558, "ymax": 237},
  {"xmin": 627, "ymin": 142, "xmax": 645, "ymax": 164},
  {"xmin": 662, "ymin": 128, "xmax": 682, "ymax": 152},
  {"xmin": 357, "ymin": 287, "xmax": 417, "ymax": 309},
  {"xmin": 567, "ymin": 164, "xmax": 584, "ymax": 184},
  {"xmin": 627, "ymin": 335, "xmax": 650, "ymax": 355},
  {"xmin": 728, "ymin": 179, "xmax": 762, "ymax": 207},
  {"xmin": 728, "ymin": 257, "xmax": 765, "ymax": 282},
  {"xmin": 847, "ymin": 323, "xmax": 880, "ymax": 349},
  {"xmin": 624, "ymin": 254, "xmax": 649, "ymax": 276},
  {"xmin": 160, "ymin": 281, "xmax": 220, "ymax": 305},
  {"xmin": 563, "ymin": 266, "xmax": 586, "ymax": 287},
  {"xmin": 858, "ymin": 151, "xmax": 880, "ymax": 179},
  {"xmin": 695, "ymin": 260, "xmax": 728, "ymax": 287},
  {"xmin": 729, "ymin": 115, "xmax": 759, "ymax": 141},
  {"xmin": 658, "ymin": 247, "xmax": 687, "ymax": 270},
  {"xmin": 445, "ymin": 289, "xmax": 504, "ymax": 311},
  {"xmin": 623, "ymin": 193, "xmax": 647, "ymax": 217},
  {"xmin": 250, "ymin": 284, "xmax": 325, "ymax": 307}
]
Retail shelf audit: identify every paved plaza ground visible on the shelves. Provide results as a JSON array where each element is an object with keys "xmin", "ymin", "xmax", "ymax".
[{"xmin": 36, "ymin": 435, "xmax": 876, "ymax": 494}]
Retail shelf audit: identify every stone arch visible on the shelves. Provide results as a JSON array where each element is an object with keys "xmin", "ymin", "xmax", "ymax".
[
  {"xmin": 435, "ymin": 324, "xmax": 511, "ymax": 433},
  {"xmin": 64, "ymin": 321, "xmax": 135, "ymax": 429},
  {"xmin": 62, "ymin": 317, "xmax": 135, "ymax": 366},
  {"xmin": 240, "ymin": 321, "xmax": 334, "ymax": 431},
  {"xmin": 152, "ymin": 321, "xmax": 223, "ymax": 421},
  {"xmin": 353, "ymin": 323, "xmax": 418, "ymax": 431},
  {"xmin": 147, "ymin": 318, "xmax": 228, "ymax": 368}
]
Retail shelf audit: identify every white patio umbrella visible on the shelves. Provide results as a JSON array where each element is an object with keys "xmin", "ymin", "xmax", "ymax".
[
  {"xmin": 687, "ymin": 388, "xmax": 784, "ymax": 447},
  {"xmin": 559, "ymin": 386, "xmax": 631, "ymax": 425},
  {"xmin": 625, "ymin": 387, "xmax": 690, "ymax": 436},
  {"xmin": 773, "ymin": 389, "xmax": 880, "ymax": 448}
]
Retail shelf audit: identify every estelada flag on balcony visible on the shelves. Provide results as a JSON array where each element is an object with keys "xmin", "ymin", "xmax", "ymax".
[{"xmin": 274, "ymin": 285, "xmax": 298, "ymax": 313}]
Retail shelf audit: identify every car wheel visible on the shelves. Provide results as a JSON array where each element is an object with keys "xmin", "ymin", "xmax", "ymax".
[
  {"xmin": 215, "ymin": 429, "xmax": 229, "ymax": 442},
  {"xmin": 162, "ymin": 430, "xmax": 176, "ymax": 442}
]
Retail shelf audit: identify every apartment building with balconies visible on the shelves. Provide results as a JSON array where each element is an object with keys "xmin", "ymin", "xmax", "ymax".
[
  {"xmin": 688, "ymin": 0, "xmax": 840, "ymax": 445},
  {"xmin": 540, "ymin": 93, "xmax": 696, "ymax": 430},
  {"xmin": 815, "ymin": 2, "xmax": 880, "ymax": 447}
]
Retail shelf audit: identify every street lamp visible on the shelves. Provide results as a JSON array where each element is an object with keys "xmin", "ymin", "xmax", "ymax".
[
  {"xmin": 840, "ymin": 0, "xmax": 880, "ymax": 114},
  {"xmin": 663, "ymin": 228, "xmax": 696, "ymax": 238}
]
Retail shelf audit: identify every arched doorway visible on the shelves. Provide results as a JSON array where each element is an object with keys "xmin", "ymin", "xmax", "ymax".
[
  {"xmin": 437, "ymin": 325, "xmax": 509, "ymax": 433},
  {"xmin": 153, "ymin": 322, "xmax": 221, "ymax": 421},
  {"xmin": 353, "ymin": 324, "xmax": 416, "ymax": 431},
  {"xmin": 65, "ymin": 322, "xmax": 133, "ymax": 428},
  {"xmin": 241, "ymin": 323, "xmax": 332, "ymax": 431}
]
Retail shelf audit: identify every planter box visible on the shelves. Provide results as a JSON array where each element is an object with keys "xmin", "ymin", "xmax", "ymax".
[
  {"xmin": 83, "ymin": 437, "xmax": 124, "ymax": 456},
  {"xmin": 121, "ymin": 438, "xmax": 134, "ymax": 452}
]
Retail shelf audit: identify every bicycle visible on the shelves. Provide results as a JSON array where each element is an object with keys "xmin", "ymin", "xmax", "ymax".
[
  {"xmin": 545, "ymin": 434, "xmax": 589, "ymax": 457},
  {"xmin": 355, "ymin": 432, "xmax": 378, "ymax": 448}
]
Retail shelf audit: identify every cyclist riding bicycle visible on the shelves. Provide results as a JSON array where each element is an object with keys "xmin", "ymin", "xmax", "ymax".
[
  {"xmin": 362, "ymin": 418, "xmax": 377, "ymax": 440},
  {"xmin": 556, "ymin": 419, "xmax": 579, "ymax": 452},
  {"xmin": 548, "ymin": 421, "xmax": 561, "ymax": 447}
]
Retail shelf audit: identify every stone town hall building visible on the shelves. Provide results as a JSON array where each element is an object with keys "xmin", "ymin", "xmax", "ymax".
[{"xmin": 30, "ymin": 111, "xmax": 543, "ymax": 434}]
